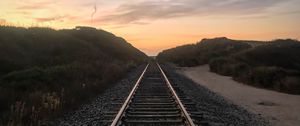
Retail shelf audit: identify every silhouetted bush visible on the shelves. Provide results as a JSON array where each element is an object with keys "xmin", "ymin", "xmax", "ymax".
[
  {"xmin": 158, "ymin": 37, "xmax": 300, "ymax": 95},
  {"xmin": 210, "ymin": 57, "xmax": 251, "ymax": 78},
  {"xmin": 243, "ymin": 66, "xmax": 300, "ymax": 94},
  {"xmin": 209, "ymin": 57, "xmax": 235, "ymax": 76},
  {"xmin": 235, "ymin": 39, "xmax": 300, "ymax": 71},
  {"xmin": 282, "ymin": 76, "xmax": 300, "ymax": 94},
  {"xmin": 0, "ymin": 26, "xmax": 147, "ymax": 125},
  {"xmin": 157, "ymin": 37, "xmax": 252, "ymax": 66},
  {"xmin": 249, "ymin": 66, "xmax": 286, "ymax": 88}
]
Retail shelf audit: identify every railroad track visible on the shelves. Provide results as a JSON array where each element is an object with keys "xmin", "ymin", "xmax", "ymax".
[{"xmin": 101, "ymin": 62, "xmax": 204, "ymax": 126}]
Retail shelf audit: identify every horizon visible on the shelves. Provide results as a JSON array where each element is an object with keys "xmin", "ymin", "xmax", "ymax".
[
  {"xmin": 1, "ymin": 0, "xmax": 300, "ymax": 55},
  {"xmin": 3, "ymin": 25, "xmax": 298, "ymax": 56},
  {"xmin": 1, "ymin": 1, "xmax": 300, "ymax": 125}
]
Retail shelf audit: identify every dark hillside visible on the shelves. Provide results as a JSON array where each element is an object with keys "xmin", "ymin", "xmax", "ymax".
[
  {"xmin": 157, "ymin": 38, "xmax": 300, "ymax": 94},
  {"xmin": 0, "ymin": 26, "xmax": 147, "ymax": 125},
  {"xmin": 235, "ymin": 39, "xmax": 300, "ymax": 71},
  {"xmin": 157, "ymin": 37, "xmax": 252, "ymax": 66}
]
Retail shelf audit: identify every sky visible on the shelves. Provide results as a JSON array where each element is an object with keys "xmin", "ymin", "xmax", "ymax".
[{"xmin": 0, "ymin": 0, "xmax": 300, "ymax": 55}]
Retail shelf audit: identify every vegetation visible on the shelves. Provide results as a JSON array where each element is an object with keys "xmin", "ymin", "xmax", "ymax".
[
  {"xmin": 157, "ymin": 37, "xmax": 253, "ymax": 66},
  {"xmin": 0, "ymin": 26, "xmax": 147, "ymax": 125},
  {"xmin": 157, "ymin": 37, "xmax": 300, "ymax": 94}
]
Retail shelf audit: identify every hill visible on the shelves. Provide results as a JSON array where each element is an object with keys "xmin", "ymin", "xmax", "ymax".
[
  {"xmin": 157, "ymin": 37, "xmax": 300, "ymax": 94},
  {"xmin": 157, "ymin": 37, "xmax": 254, "ymax": 66},
  {"xmin": 0, "ymin": 26, "xmax": 147, "ymax": 125}
]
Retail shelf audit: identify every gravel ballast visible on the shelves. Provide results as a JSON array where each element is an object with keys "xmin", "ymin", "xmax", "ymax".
[
  {"xmin": 52, "ymin": 63, "xmax": 269, "ymax": 126},
  {"xmin": 161, "ymin": 64, "xmax": 269, "ymax": 126},
  {"xmin": 51, "ymin": 65, "xmax": 146, "ymax": 126}
]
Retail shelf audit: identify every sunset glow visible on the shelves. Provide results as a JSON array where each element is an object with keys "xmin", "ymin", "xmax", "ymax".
[{"xmin": 1, "ymin": 0, "xmax": 300, "ymax": 55}]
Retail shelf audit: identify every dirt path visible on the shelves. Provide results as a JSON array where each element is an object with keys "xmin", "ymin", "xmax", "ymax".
[{"xmin": 179, "ymin": 65, "xmax": 300, "ymax": 126}]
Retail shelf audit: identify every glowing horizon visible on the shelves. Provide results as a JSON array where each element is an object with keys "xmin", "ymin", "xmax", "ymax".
[{"xmin": 1, "ymin": 0, "xmax": 300, "ymax": 55}]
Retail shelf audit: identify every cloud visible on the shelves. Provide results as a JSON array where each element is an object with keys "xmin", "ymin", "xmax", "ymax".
[
  {"xmin": 34, "ymin": 17, "xmax": 57, "ymax": 22},
  {"xmin": 97, "ymin": 0, "xmax": 289, "ymax": 24},
  {"xmin": 17, "ymin": 4, "xmax": 45, "ymax": 10},
  {"xmin": 34, "ymin": 15, "xmax": 67, "ymax": 23},
  {"xmin": 131, "ymin": 21, "xmax": 149, "ymax": 25},
  {"xmin": 279, "ymin": 10, "xmax": 300, "ymax": 15},
  {"xmin": 0, "ymin": 18, "xmax": 7, "ymax": 25},
  {"xmin": 33, "ymin": 14, "xmax": 82, "ymax": 23},
  {"xmin": 16, "ymin": 1, "xmax": 56, "ymax": 10}
]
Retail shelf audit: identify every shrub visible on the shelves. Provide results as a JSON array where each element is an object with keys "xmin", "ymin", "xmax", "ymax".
[
  {"xmin": 0, "ymin": 26, "xmax": 147, "ymax": 125},
  {"xmin": 231, "ymin": 62, "xmax": 251, "ymax": 79},
  {"xmin": 209, "ymin": 57, "xmax": 236, "ymax": 76},
  {"xmin": 157, "ymin": 37, "xmax": 252, "ymax": 66},
  {"xmin": 281, "ymin": 76, "xmax": 300, "ymax": 94},
  {"xmin": 159, "ymin": 37, "xmax": 300, "ymax": 94},
  {"xmin": 249, "ymin": 66, "xmax": 286, "ymax": 88}
]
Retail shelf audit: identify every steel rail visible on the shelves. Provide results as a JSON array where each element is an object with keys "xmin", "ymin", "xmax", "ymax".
[
  {"xmin": 110, "ymin": 64, "xmax": 149, "ymax": 126},
  {"xmin": 157, "ymin": 63, "xmax": 196, "ymax": 126}
]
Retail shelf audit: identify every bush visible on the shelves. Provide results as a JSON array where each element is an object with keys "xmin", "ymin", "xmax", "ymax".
[
  {"xmin": 282, "ymin": 76, "xmax": 300, "ymax": 94},
  {"xmin": 157, "ymin": 37, "xmax": 252, "ymax": 66},
  {"xmin": 209, "ymin": 57, "xmax": 236, "ymax": 76},
  {"xmin": 0, "ymin": 26, "xmax": 147, "ymax": 125},
  {"xmin": 159, "ymin": 37, "xmax": 300, "ymax": 95},
  {"xmin": 249, "ymin": 66, "xmax": 286, "ymax": 88},
  {"xmin": 231, "ymin": 62, "xmax": 251, "ymax": 79}
]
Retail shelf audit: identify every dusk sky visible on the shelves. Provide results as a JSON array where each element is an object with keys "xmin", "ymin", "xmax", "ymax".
[{"xmin": 1, "ymin": 0, "xmax": 300, "ymax": 55}]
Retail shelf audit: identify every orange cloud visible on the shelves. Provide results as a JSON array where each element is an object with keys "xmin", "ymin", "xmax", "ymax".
[
  {"xmin": 34, "ymin": 17, "xmax": 60, "ymax": 22},
  {"xmin": 96, "ymin": 0, "xmax": 287, "ymax": 24},
  {"xmin": 16, "ymin": 1, "xmax": 55, "ymax": 10},
  {"xmin": 0, "ymin": 18, "xmax": 6, "ymax": 25}
]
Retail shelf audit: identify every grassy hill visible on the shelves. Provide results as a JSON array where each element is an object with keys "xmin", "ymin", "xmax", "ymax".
[
  {"xmin": 0, "ymin": 26, "xmax": 147, "ymax": 125},
  {"xmin": 157, "ymin": 37, "xmax": 254, "ymax": 66},
  {"xmin": 157, "ymin": 37, "xmax": 300, "ymax": 94}
]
